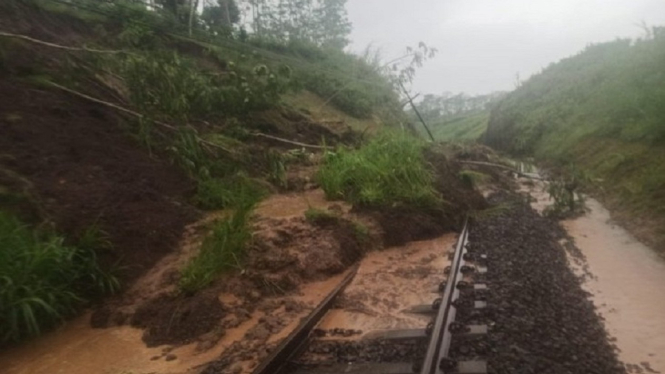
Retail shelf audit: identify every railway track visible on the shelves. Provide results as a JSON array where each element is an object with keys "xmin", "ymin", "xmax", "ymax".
[{"xmin": 252, "ymin": 220, "xmax": 488, "ymax": 374}]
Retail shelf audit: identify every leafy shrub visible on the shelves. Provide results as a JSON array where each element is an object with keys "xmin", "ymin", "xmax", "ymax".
[
  {"xmin": 0, "ymin": 212, "xmax": 118, "ymax": 344},
  {"xmin": 298, "ymin": 55, "xmax": 398, "ymax": 119},
  {"xmin": 179, "ymin": 204, "xmax": 254, "ymax": 293},
  {"xmin": 117, "ymin": 52, "xmax": 291, "ymax": 121},
  {"xmin": 317, "ymin": 132, "xmax": 439, "ymax": 207},
  {"xmin": 543, "ymin": 168, "xmax": 589, "ymax": 218}
]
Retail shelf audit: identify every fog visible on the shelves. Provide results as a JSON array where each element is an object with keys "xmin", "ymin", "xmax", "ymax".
[{"xmin": 347, "ymin": 0, "xmax": 665, "ymax": 95}]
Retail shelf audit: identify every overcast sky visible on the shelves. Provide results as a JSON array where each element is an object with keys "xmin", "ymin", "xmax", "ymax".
[{"xmin": 346, "ymin": 0, "xmax": 665, "ymax": 96}]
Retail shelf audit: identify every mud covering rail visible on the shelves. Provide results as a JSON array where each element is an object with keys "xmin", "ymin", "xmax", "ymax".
[{"xmin": 252, "ymin": 265, "xmax": 359, "ymax": 374}]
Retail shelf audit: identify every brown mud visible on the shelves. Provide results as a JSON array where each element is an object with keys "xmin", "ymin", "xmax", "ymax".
[
  {"xmin": 317, "ymin": 235, "xmax": 455, "ymax": 335},
  {"xmin": 0, "ymin": 78, "xmax": 199, "ymax": 283},
  {"xmin": 0, "ymin": 274, "xmax": 349, "ymax": 374}
]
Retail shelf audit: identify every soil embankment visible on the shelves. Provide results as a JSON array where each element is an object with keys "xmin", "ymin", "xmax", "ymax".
[{"xmin": 0, "ymin": 79, "xmax": 199, "ymax": 283}]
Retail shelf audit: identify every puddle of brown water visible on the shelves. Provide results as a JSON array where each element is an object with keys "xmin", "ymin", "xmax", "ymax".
[
  {"xmin": 0, "ymin": 190, "xmax": 366, "ymax": 374},
  {"xmin": 317, "ymin": 234, "xmax": 455, "ymax": 336},
  {"xmin": 562, "ymin": 198, "xmax": 665, "ymax": 372},
  {"xmin": 0, "ymin": 271, "xmax": 351, "ymax": 374},
  {"xmin": 0, "ymin": 316, "xmax": 167, "ymax": 374}
]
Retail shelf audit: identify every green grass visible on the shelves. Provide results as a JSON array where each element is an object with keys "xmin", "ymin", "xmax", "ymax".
[
  {"xmin": 112, "ymin": 51, "xmax": 291, "ymax": 123},
  {"xmin": 179, "ymin": 203, "xmax": 254, "ymax": 294},
  {"xmin": 425, "ymin": 112, "xmax": 489, "ymax": 142},
  {"xmin": 317, "ymin": 132, "xmax": 440, "ymax": 207},
  {"xmin": 0, "ymin": 212, "xmax": 118, "ymax": 344}
]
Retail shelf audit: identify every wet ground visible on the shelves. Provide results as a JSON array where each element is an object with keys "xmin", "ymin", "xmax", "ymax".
[
  {"xmin": 288, "ymin": 234, "xmax": 455, "ymax": 370},
  {"xmin": 464, "ymin": 191, "xmax": 625, "ymax": 374},
  {"xmin": 318, "ymin": 235, "xmax": 454, "ymax": 335},
  {"xmin": 0, "ymin": 190, "xmax": 456, "ymax": 374},
  {"xmin": 0, "ymin": 272, "xmax": 353, "ymax": 374},
  {"xmin": 3, "ymin": 172, "xmax": 663, "ymax": 374},
  {"xmin": 520, "ymin": 178, "xmax": 665, "ymax": 374},
  {"xmin": 564, "ymin": 198, "xmax": 665, "ymax": 374}
]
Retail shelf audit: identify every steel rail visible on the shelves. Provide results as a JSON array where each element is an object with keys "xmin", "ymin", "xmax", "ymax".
[
  {"xmin": 252, "ymin": 265, "xmax": 359, "ymax": 374},
  {"xmin": 420, "ymin": 219, "xmax": 470, "ymax": 374}
]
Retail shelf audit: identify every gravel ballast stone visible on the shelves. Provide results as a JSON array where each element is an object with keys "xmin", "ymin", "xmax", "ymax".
[{"xmin": 454, "ymin": 192, "xmax": 625, "ymax": 374}]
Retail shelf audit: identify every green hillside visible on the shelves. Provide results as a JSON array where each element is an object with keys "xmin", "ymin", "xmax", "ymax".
[{"xmin": 486, "ymin": 29, "xmax": 665, "ymax": 250}]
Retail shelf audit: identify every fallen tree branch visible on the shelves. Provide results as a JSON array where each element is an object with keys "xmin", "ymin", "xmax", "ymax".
[
  {"xmin": 459, "ymin": 160, "xmax": 515, "ymax": 171},
  {"xmin": 0, "ymin": 31, "xmax": 134, "ymax": 55},
  {"xmin": 251, "ymin": 132, "xmax": 329, "ymax": 150},
  {"xmin": 460, "ymin": 160, "xmax": 544, "ymax": 180},
  {"xmin": 46, "ymin": 81, "xmax": 234, "ymax": 154}
]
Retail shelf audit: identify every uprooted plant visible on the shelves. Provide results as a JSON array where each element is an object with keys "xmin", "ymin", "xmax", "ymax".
[{"xmin": 544, "ymin": 166, "xmax": 590, "ymax": 218}]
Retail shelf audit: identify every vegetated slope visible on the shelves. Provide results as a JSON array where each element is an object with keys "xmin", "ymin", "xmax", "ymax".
[{"xmin": 485, "ymin": 31, "xmax": 665, "ymax": 252}]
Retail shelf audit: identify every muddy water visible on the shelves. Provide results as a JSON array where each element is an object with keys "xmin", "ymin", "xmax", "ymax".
[
  {"xmin": 563, "ymin": 198, "xmax": 665, "ymax": 373},
  {"xmin": 0, "ymin": 272, "xmax": 349, "ymax": 374},
  {"xmin": 317, "ymin": 234, "xmax": 455, "ymax": 337},
  {"xmin": 519, "ymin": 178, "xmax": 665, "ymax": 373}
]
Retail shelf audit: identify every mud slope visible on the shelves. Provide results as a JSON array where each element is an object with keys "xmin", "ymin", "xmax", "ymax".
[{"xmin": 0, "ymin": 78, "xmax": 199, "ymax": 282}]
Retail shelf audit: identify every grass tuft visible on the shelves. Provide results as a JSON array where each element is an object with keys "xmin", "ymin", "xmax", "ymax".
[
  {"xmin": 0, "ymin": 212, "xmax": 118, "ymax": 344},
  {"xmin": 317, "ymin": 132, "xmax": 440, "ymax": 207},
  {"xmin": 179, "ymin": 203, "xmax": 254, "ymax": 294}
]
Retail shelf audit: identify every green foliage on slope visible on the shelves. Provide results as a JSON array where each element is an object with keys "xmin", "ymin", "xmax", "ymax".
[
  {"xmin": 486, "ymin": 30, "xmax": 665, "ymax": 249},
  {"xmin": 179, "ymin": 204, "xmax": 254, "ymax": 294},
  {"xmin": 317, "ymin": 132, "xmax": 440, "ymax": 207}
]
